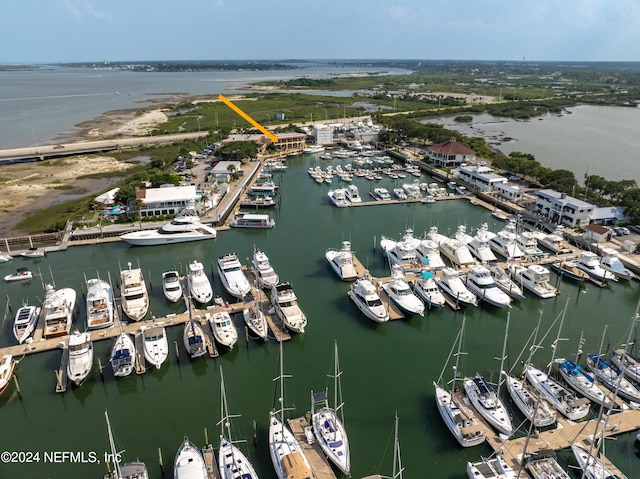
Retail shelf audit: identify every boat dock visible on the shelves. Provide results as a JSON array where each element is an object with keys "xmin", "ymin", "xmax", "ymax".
[
  {"xmin": 54, "ymin": 345, "xmax": 69, "ymax": 393},
  {"xmin": 288, "ymin": 416, "xmax": 337, "ymax": 479},
  {"xmin": 201, "ymin": 444, "xmax": 222, "ymax": 479}
]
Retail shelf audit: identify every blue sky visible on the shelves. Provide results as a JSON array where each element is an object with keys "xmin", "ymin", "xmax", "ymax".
[{"xmin": 2, "ymin": 0, "xmax": 639, "ymax": 63}]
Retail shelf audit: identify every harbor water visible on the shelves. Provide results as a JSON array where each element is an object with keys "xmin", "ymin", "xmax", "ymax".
[{"xmin": 1, "ymin": 153, "xmax": 640, "ymax": 478}]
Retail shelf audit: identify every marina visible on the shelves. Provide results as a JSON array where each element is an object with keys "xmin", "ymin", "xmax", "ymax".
[{"xmin": 1, "ymin": 151, "xmax": 640, "ymax": 479}]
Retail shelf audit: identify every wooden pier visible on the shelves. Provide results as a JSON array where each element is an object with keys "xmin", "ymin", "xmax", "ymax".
[
  {"xmin": 55, "ymin": 345, "xmax": 69, "ymax": 393},
  {"xmin": 134, "ymin": 332, "xmax": 146, "ymax": 375},
  {"xmin": 201, "ymin": 444, "xmax": 222, "ymax": 479},
  {"xmin": 288, "ymin": 416, "xmax": 337, "ymax": 479}
]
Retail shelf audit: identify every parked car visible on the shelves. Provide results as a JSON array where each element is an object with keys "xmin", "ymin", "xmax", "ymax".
[
  {"xmin": 629, "ymin": 225, "xmax": 640, "ymax": 234},
  {"xmin": 614, "ymin": 227, "xmax": 630, "ymax": 236}
]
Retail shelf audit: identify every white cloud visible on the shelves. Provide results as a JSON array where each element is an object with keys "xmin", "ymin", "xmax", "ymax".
[
  {"xmin": 64, "ymin": 0, "xmax": 82, "ymax": 17},
  {"xmin": 84, "ymin": 2, "xmax": 114, "ymax": 22}
]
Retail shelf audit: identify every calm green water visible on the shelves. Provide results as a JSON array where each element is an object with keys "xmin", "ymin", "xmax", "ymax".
[{"xmin": 1, "ymin": 154, "xmax": 640, "ymax": 479}]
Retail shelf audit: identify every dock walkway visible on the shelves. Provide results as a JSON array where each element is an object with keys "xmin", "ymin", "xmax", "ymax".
[{"xmin": 288, "ymin": 416, "xmax": 337, "ymax": 479}]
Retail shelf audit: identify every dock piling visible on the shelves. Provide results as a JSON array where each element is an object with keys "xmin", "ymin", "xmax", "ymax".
[
  {"xmin": 98, "ymin": 357, "xmax": 104, "ymax": 381},
  {"xmin": 253, "ymin": 420, "xmax": 257, "ymax": 446},
  {"xmin": 158, "ymin": 447, "xmax": 165, "ymax": 477},
  {"xmin": 174, "ymin": 340, "xmax": 180, "ymax": 363},
  {"xmin": 12, "ymin": 375, "xmax": 21, "ymax": 399}
]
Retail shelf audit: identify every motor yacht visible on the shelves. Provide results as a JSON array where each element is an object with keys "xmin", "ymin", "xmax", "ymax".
[
  {"xmin": 439, "ymin": 227, "xmax": 476, "ymax": 267},
  {"xmin": 402, "ymin": 180, "xmax": 421, "ymax": 199},
  {"xmin": 328, "ymin": 188, "xmax": 350, "ymax": 207},
  {"xmin": 4, "ymin": 267, "xmax": 34, "ymax": 282},
  {"xmin": 162, "ymin": 270, "xmax": 183, "ymax": 303},
  {"xmin": 344, "ymin": 184, "xmax": 362, "ymax": 204},
  {"xmin": 436, "ymin": 267, "xmax": 478, "ymax": 307},
  {"xmin": 252, "ymin": 249, "xmax": 280, "ymax": 288},
  {"xmin": 347, "ymin": 277, "xmax": 389, "ymax": 323},
  {"xmin": 67, "ymin": 330, "xmax": 93, "ymax": 387},
  {"xmin": 393, "ymin": 188, "xmax": 408, "ymax": 200},
  {"xmin": 188, "ymin": 260, "xmax": 213, "ymax": 304},
  {"xmin": 487, "ymin": 219, "xmax": 525, "ymax": 260},
  {"xmin": 599, "ymin": 247, "xmax": 635, "ymax": 280},
  {"xmin": 85, "ymin": 278, "xmax": 114, "ymax": 330},
  {"xmin": 208, "ymin": 311, "xmax": 238, "ymax": 349},
  {"xmin": 120, "ymin": 206, "xmax": 217, "ymax": 245},
  {"xmin": 415, "ymin": 237, "xmax": 447, "ymax": 270},
  {"xmin": 111, "ymin": 331, "xmax": 135, "ymax": 377},
  {"xmin": 535, "ymin": 232, "xmax": 572, "ymax": 254},
  {"xmin": 508, "ymin": 264, "xmax": 558, "ymax": 299},
  {"xmin": 183, "ymin": 319, "xmax": 207, "ymax": 358},
  {"xmin": 372, "ymin": 187, "xmax": 391, "ymax": 201},
  {"xmin": 502, "ymin": 371, "xmax": 556, "ymax": 428},
  {"xmin": 549, "ymin": 260, "xmax": 590, "ymax": 282},
  {"xmin": 488, "ymin": 264, "xmax": 525, "ymax": 301},
  {"xmin": 465, "ymin": 264, "xmax": 512, "ymax": 308},
  {"xmin": 586, "ymin": 353, "xmax": 640, "ymax": 404},
  {"xmin": 575, "ymin": 251, "xmax": 617, "ymax": 282},
  {"xmin": 414, "ymin": 260, "xmax": 446, "ymax": 308},
  {"xmin": 12, "ymin": 303, "xmax": 41, "ymax": 344},
  {"xmin": 229, "ymin": 212, "xmax": 275, "ymax": 228},
  {"xmin": 303, "ymin": 144, "xmax": 325, "ymax": 154},
  {"xmin": 142, "ymin": 326, "xmax": 168, "ymax": 369},
  {"xmin": 382, "ymin": 265, "xmax": 425, "ymax": 316},
  {"xmin": 467, "ymin": 223, "xmax": 498, "ymax": 263},
  {"xmin": 380, "ymin": 228, "xmax": 421, "ymax": 273},
  {"xmin": 516, "ymin": 231, "xmax": 546, "ymax": 258},
  {"xmin": 174, "ymin": 437, "xmax": 208, "ymax": 479},
  {"xmin": 554, "ymin": 358, "xmax": 621, "ymax": 410},
  {"xmin": 217, "ymin": 254, "xmax": 251, "ymax": 299},
  {"xmin": 42, "ymin": 284, "xmax": 76, "ymax": 338},
  {"xmin": 523, "ymin": 363, "xmax": 590, "ymax": 421},
  {"xmin": 463, "ymin": 374, "xmax": 513, "ymax": 436},
  {"xmin": 120, "ymin": 263, "xmax": 149, "ymax": 321},
  {"xmin": 325, "ymin": 241, "xmax": 358, "ymax": 281},
  {"xmin": 270, "ymin": 282, "xmax": 307, "ymax": 333}
]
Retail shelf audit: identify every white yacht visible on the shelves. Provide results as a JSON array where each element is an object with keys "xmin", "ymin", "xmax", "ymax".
[
  {"xmin": 439, "ymin": 227, "xmax": 476, "ymax": 267},
  {"xmin": 208, "ymin": 311, "xmax": 238, "ymax": 349},
  {"xmin": 402, "ymin": 180, "xmax": 421, "ymax": 199},
  {"xmin": 467, "ymin": 223, "xmax": 498, "ymax": 263},
  {"xmin": 251, "ymin": 249, "xmax": 280, "ymax": 288},
  {"xmin": 487, "ymin": 219, "xmax": 525, "ymax": 260},
  {"xmin": 0, "ymin": 354, "xmax": 15, "ymax": 396},
  {"xmin": 465, "ymin": 264, "xmax": 512, "ymax": 308},
  {"xmin": 120, "ymin": 206, "xmax": 217, "ymax": 246},
  {"xmin": 85, "ymin": 278, "xmax": 114, "ymax": 330},
  {"xmin": 271, "ymin": 282, "xmax": 307, "ymax": 333},
  {"xmin": 600, "ymin": 247, "xmax": 635, "ymax": 280},
  {"xmin": 303, "ymin": 144, "xmax": 325, "ymax": 154},
  {"xmin": 347, "ymin": 277, "xmax": 389, "ymax": 323},
  {"xmin": 586, "ymin": 353, "xmax": 640, "ymax": 404},
  {"xmin": 571, "ymin": 443, "xmax": 618, "ymax": 479},
  {"xmin": 463, "ymin": 374, "xmax": 513, "ymax": 436},
  {"xmin": 325, "ymin": 241, "xmax": 359, "ymax": 281},
  {"xmin": 111, "ymin": 331, "xmax": 135, "ymax": 378},
  {"xmin": 382, "ymin": 265, "xmax": 425, "ymax": 316},
  {"xmin": 12, "ymin": 303, "xmax": 41, "ymax": 344},
  {"xmin": 488, "ymin": 264, "xmax": 525, "ymax": 301},
  {"xmin": 415, "ymin": 237, "xmax": 447, "ymax": 270},
  {"xmin": 393, "ymin": 188, "xmax": 408, "ymax": 200},
  {"xmin": 269, "ymin": 342, "xmax": 314, "ymax": 479},
  {"xmin": 524, "ymin": 363, "xmax": 590, "ymax": 421},
  {"xmin": 188, "ymin": 260, "xmax": 213, "ymax": 305},
  {"xmin": 436, "ymin": 268, "xmax": 478, "ymax": 307},
  {"xmin": 218, "ymin": 367, "xmax": 260, "ymax": 479},
  {"xmin": 508, "ymin": 264, "xmax": 558, "ymax": 299},
  {"xmin": 183, "ymin": 319, "xmax": 207, "ymax": 359},
  {"xmin": 328, "ymin": 188, "xmax": 350, "ymax": 207},
  {"xmin": 575, "ymin": 251, "xmax": 617, "ymax": 282},
  {"xmin": 174, "ymin": 437, "xmax": 208, "ymax": 479},
  {"xmin": 516, "ymin": 231, "xmax": 545, "ymax": 258},
  {"xmin": 67, "ymin": 330, "xmax": 93, "ymax": 387},
  {"xmin": 466, "ymin": 456, "xmax": 518, "ymax": 479},
  {"xmin": 162, "ymin": 270, "xmax": 183, "ymax": 303},
  {"xmin": 242, "ymin": 293, "xmax": 269, "ymax": 341},
  {"xmin": 373, "ymin": 187, "xmax": 391, "ymax": 201},
  {"xmin": 414, "ymin": 261, "xmax": 446, "ymax": 308},
  {"xmin": 380, "ymin": 228, "xmax": 421, "ymax": 273},
  {"xmin": 502, "ymin": 371, "xmax": 556, "ymax": 428},
  {"xmin": 345, "ymin": 184, "xmax": 362, "ymax": 204},
  {"xmin": 535, "ymin": 232, "xmax": 572, "ymax": 254},
  {"xmin": 120, "ymin": 263, "xmax": 149, "ymax": 321},
  {"xmin": 218, "ymin": 254, "xmax": 251, "ymax": 299},
  {"xmin": 434, "ymin": 383, "xmax": 486, "ymax": 448},
  {"xmin": 142, "ymin": 326, "xmax": 168, "ymax": 369},
  {"xmin": 311, "ymin": 343, "xmax": 351, "ymax": 475},
  {"xmin": 554, "ymin": 358, "xmax": 621, "ymax": 410},
  {"xmin": 524, "ymin": 454, "xmax": 571, "ymax": 479},
  {"xmin": 42, "ymin": 284, "xmax": 76, "ymax": 339},
  {"xmin": 229, "ymin": 212, "xmax": 275, "ymax": 228},
  {"xmin": 611, "ymin": 348, "xmax": 640, "ymax": 384}
]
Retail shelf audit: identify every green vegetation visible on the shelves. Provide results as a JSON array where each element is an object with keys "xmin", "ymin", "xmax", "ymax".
[{"xmin": 454, "ymin": 115, "xmax": 473, "ymax": 123}]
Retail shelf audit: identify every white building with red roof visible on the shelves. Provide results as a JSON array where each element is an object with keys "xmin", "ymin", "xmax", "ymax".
[{"xmin": 426, "ymin": 137, "xmax": 477, "ymax": 167}]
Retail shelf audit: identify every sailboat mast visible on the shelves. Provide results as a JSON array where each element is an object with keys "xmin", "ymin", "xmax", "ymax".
[
  {"xmin": 547, "ymin": 297, "xmax": 570, "ymax": 375},
  {"xmin": 452, "ymin": 315, "xmax": 467, "ymax": 390},
  {"xmin": 105, "ymin": 410, "xmax": 121, "ymax": 479},
  {"xmin": 496, "ymin": 312, "xmax": 510, "ymax": 396},
  {"xmin": 392, "ymin": 413, "xmax": 404, "ymax": 479}
]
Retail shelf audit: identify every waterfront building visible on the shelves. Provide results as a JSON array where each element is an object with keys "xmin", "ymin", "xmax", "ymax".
[
  {"xmin": 426, "ymin": 137, "xmax": 476, "ymax": 167},
  {"xmin": 494, "ymin": 182, "xmax": 523, "ymax": 202},
  {"xmin": 222, "ymin": 132, "xmax": 306, "ymax": 154},
  {"xmin": 534, "ymin": 189, "xmax": 594, "ymax": 227},
  {"xmin": 132, "ymin": 185, "xmax": 202, "ymax": 218},
  {"xmin": 584, "ymin": 223, "xmax": 613, "ymax": 243},
  {"xmin": 313, "ymin": 124, "xmax": 334, "ymax": 145},
  {"xmin": 456, "ymin": 165, "xmax": 507, "ymax": 192},
  {"xmin": 209, "ymin": 161, "xmax": 242, "ymax": 183}
]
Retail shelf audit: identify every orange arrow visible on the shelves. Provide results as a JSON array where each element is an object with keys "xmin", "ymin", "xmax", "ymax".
[{"xmin": 218, "ymin": 94, "xmax": 278, "ymax": 143}]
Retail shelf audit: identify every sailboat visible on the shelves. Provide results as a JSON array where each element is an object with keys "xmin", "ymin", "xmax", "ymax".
[
  {"xmin": 104, "ymin": 410, "xmax": 149, "ymax": 479},
  {"xmin": 433, "ymin": 316, "xmax": 486, "ymax": 448},
  {"xmin": 361, "ymin": 414, "xmax": 404, "ymax": 479},
  {"xmin": 111, "ymin": 329, "xmax": 135, "ymax": 378},
  {"xmin": 311, "ymin": 341, "xmax": 350, "ymax": 475},
  {"xmin": 174, "ymin": 437, "xmax": 208, "ymax": 479},
  {"xmin": 218, "ymin": 366, "xmax": 260, "ymax": 479},
  {"xmin": 466, "ymin": 455, "xmax": 517, "ymax": 479},
  {"xmin": 268, "ymin": 341, "xmax": 314, "ymax": 479}
]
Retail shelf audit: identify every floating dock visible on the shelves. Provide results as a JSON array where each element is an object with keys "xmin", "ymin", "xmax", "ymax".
[{"xmin": 288, "ymin": 416, "xmax": 337, "ymax": 479}]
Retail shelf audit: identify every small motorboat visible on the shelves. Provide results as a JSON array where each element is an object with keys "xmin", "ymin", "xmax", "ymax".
[
  {"xmin": 0, "ymin": 252, "xmax": 13, "ymax": 263},
  {"xmin": 20, "ymin": 247, "xmax": 46, "ymax": 258},
  {"xmin": 4, "ymin": 267, "xmax": 34, "ymax": 282},
  {"xmin": 67, "ymin": 330, "xmax": 94, "ymax": 387},
  {"xmin": 550, "ymin": 260, "xmax": 590, "ymax": 283},
  {"xmin": 13, "ymin": 303, "xmax": 41, "ymax": 343},
  {"xmin": 142, "ymin": 326, "xmax": 168, "ymax": 369},
  {"xmin": 162, "ymin": 270, "xmax": 183, "ymax": 303},
  {"xmin": 382, "ymin": 265, "xmax": 425, "ymax": 316},
  {"xmin": 347, "ymin": 277, "xmax": 389, "ymax": 323},
  {"xmin": 209, "ymin": 311, "xmax": 238, "ymax": 349},
  {"xmin": 0, "ymin": 354, "xmax": 16, "ymax": 395}
]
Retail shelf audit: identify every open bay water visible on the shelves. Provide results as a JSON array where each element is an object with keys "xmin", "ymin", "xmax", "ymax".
[
  {"xmin": 428, "ymin": 105, "xmax": 640, "ymax": 185},
  {"xmin": 1, "ymin": 154, "xmax": 640, "ymax": 478}
]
